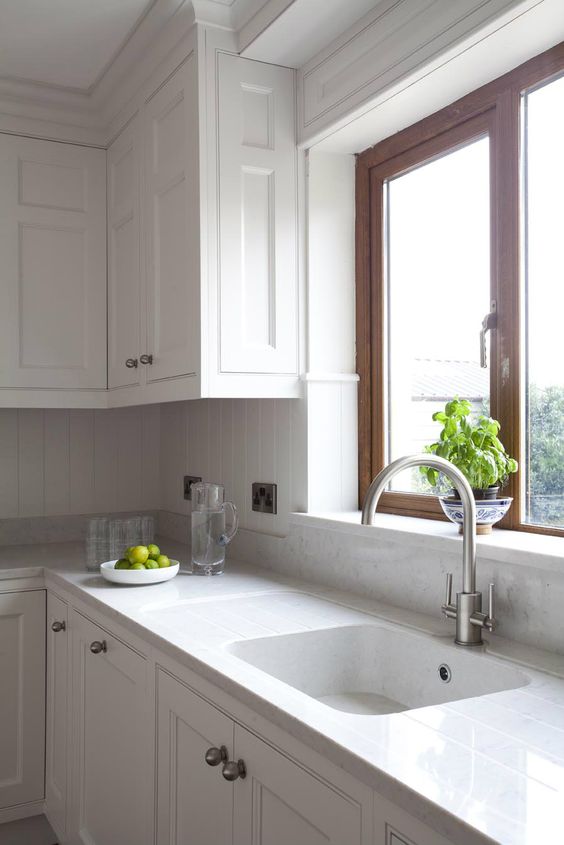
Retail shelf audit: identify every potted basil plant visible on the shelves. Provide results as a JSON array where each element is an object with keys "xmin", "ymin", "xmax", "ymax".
[{"xmin": 420, "ymin": 397, "xmax": 518, "ymax": 533}]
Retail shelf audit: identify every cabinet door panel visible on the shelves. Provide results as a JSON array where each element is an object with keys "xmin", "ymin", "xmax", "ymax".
[
  {"xmin": 156, "ymin": 669, "xmax": 233, "ymax": 845},
  {"xmin": 45, "ymin": 593, "xmax": 69, "ymax": 838},
  {"xmin": 108, "ymin": 117, "xmax": 142, "ymax": 389},
  {"xmin": 0, "ymin": 135, "xmax": 106, "ymax": 388},
  {"xmin": 374, "ymin": 792, "xmax": 455, "ymax": 845},
  {"xmin": 0, "ymin": 591, "xmax": 45, "ymax": 810},
  {"xmin": 69, "ymin": 610, "xmax": 151, "ymax": 845},
  {"xmin": 218, "ymin": 54, "xmax": 298, "ymax": 376},
  {"xmin": 144, "ymin": 56, "xmax": 200, "ymax": 383},
  {"xmin": 234, "ymin": 726, "xmax": 363, "ymax": 845}
]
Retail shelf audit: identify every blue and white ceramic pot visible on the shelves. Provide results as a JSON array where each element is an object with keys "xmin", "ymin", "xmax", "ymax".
[{"xmin": 439, "ymin": 496, "xmax": 513, "ymax": 534}]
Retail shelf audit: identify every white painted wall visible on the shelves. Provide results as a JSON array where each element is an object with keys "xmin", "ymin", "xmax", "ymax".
[
  {"xmin": 305, "ymin": 150, "xmax": 359, "ymax": 513},
  {"xmin": 159, "ymin": 399, "xmax": 305, "ymax": 537},
  {"xmin": 307, "ymin": 150, "xmax": 355, "ymax": 375},
  {"xmin": 0, "ymin": 406, "xmax": 160, "ymax": 518}
]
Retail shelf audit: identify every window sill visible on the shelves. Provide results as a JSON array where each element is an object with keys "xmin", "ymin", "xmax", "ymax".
[{"xmin": 289, "ymin": 511, "xmax": 564, "ymax": 573}]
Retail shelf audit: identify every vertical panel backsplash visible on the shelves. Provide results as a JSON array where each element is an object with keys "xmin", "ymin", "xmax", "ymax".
[
  {"xmin": 0, "ymin": 406, "xmax": 161, "ymax": 519},
  {"xmin": 0, "ymin": 398, "xmax": 297, "ymax": 535},
  {"xmin": 160, "ymin": 399, "xmax": 297, "ymax": 536}
]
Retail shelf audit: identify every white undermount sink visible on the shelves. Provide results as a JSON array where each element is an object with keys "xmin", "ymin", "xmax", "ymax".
[{"xmin": 227, "ymin": 624, "xmax": 529, "ymax": 715}]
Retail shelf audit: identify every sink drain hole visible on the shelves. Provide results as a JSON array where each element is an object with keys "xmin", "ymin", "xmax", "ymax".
[{"xmin": 438, "ymin": 664, "xmax": 452, "ymax": 683}]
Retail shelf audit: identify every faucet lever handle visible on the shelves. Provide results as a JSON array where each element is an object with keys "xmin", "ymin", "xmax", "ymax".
[
  {"xmin": 442, "ymin": 573, "xmax": 456, "ymax": 618},
  {"xmin": 445, "ymin": 573, "xmax": 453, "ymax": 605},
  {"xmin": 486, "ymin": 582, "xmax": 496, "ymax": 631}
]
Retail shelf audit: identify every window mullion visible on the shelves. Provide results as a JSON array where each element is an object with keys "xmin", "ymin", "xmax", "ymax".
[{"xmin": 492, "ymin": 88, "xmax": 521, "ymax": 529}]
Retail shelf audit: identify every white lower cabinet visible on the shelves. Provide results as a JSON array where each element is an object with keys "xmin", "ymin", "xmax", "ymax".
[
  {"xmin": 0, "ymin": 590, "xmax": 45, "ymax": 814},
  {"xmin": 156, "ymin": 669, "xmax": 234, "ymax": 845},
  {"xmin": 232, "ymin": 725, "xmax": 365, "ymax": 845},
  {"xmin": 67, "ymin": 609, "xmax": 152, "ymax": 845},
  {"xmin": 156, "ymin": 669, "xmax": 368, "ymax": 845},
  {"xmin": 373, "ymin": 792, "xmax": 455, "ymax": 845},
  {"xmin": 45, "ymin": 593, "xmax": 69, "ymax": 838},
  {"xmin": 41, "ymin": 598, "xmax": 456, "ymax": 845}
]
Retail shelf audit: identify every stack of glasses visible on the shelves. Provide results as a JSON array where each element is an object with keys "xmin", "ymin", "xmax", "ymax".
[{"xmin": 85, "ymin": 515, "xmax": 155, "ymax": 572}]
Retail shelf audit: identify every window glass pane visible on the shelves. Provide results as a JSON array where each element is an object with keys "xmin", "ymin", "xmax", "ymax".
[
  {"xmin": 385, "ymin": 137, "xmax": 491, "ymax": 492},
  {"xmin": 523, "ymin": 75, "xmax": 564, "ymax": 528}
]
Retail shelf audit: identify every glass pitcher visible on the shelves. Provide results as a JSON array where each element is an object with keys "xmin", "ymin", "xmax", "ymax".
[{"xmin": 191, "ymin": 482, "xmax": 238, "ymax": 575}]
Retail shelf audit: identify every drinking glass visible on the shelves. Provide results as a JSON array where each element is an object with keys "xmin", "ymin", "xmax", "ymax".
[
  {"xmin": 140, "ymin": 515, "xmax": 155, "ymax": 546},
  {"xmin": 86, "ymin": 517, "xmax": 109, "ymax": 572},
  {"xmin": 109, "ymin": 518, "xmax": 140, "ymax": 560}
]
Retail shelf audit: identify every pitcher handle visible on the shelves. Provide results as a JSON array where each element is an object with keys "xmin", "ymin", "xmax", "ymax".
[{"xmin": 219, "ymin": 501, "xmax": 239, "ymax": 546}]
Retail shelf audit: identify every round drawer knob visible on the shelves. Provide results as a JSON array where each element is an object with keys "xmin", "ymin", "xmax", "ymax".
[
  {"xmin": 89, "ymin": 640, "xmax": 107, "ymax": 654},
  {"xmin": 125, "ymin": 358, "xmax": 138, "ymax": 368},
  {"xmin": 51, "ymin": 620, "xmax": 66, "ymax": 633},
  {"xmin": 222, "ymin": 760, "xmax": 247, "ymax": 781},
  {"xmin": 205, "ymin": 746, "xmax": 228, "ymax": 767},
  {"xmin": 140, "ymin": 354, "xmax": 153, "ymax": 365}
]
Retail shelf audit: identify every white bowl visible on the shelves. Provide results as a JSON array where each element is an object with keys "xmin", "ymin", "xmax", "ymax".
[{"xmin": 100, "ymin": 559, "xmax": 180, "ymax": 585}]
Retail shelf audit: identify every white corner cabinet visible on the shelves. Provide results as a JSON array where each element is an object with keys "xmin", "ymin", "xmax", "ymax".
[
  {"xmin": 107, "ymin": 28, "xmax": 300, "ymax": 406},
  {"xmin": 36, "ymin": 586, "xmax": 458, "ymax": 845},
  {"xmin": 0, "ymin": 135, "xmax": 107, "ymax": 400}
]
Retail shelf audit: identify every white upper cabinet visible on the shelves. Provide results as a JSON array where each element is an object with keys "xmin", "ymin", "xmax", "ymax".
[
  {"xmin": 107, "ymin": 115, "xmax": 142, "ymax": 390},
  {"xmin": 0, "ymin": 27, "xmax": 300, "ymax": 407},
  {"xmin": 217, "ymin": 53, "xmax": 298, "ymax": 377},
  {"xmin": 106, "ymin": 32, "xmax": 300, "ymax": 406},
  {"xmin": 144, "ymin": 55, "xmax": 200, "ymax": 385},
  {"xmin": 0, "ymin": 135, "xmax": 106, "ymax": 391}
]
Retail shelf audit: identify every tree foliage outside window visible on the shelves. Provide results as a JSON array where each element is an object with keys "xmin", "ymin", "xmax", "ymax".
[{"xmin": 527, "ymin": 385, "xmax": 564, "ymax": 527}]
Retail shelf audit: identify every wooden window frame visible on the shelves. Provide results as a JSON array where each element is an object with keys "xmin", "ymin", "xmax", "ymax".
[{"xmin": 356, "ymin": 41, "xmax": 564, "ymax": 536}]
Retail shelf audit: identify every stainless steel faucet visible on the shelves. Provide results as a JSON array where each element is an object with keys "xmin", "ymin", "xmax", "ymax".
[{"xmin": 361, "ymin": 454, "xmax": 496, "ymax": 646}]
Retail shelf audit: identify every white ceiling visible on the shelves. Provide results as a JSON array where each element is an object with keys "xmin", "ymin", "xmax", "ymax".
[{"xmin": 0, "ymin": 0, "xmax": 157, "ymax": 90}]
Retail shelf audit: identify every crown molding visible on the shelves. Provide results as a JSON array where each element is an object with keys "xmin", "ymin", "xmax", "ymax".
[
  {"xmin": 0, "ymin": 0, "xmax": 237, "ymax": 144},
  {"xmin": 0, "ymin": 0, "xmax": 295, "ymax": 145},
  {"xmin": 237, "ymin": 0, "xmax": 295, "ymax": 53}
]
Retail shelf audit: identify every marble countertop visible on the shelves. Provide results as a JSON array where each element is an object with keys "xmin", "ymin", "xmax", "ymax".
[{"xmin": 2, "ymin": 540, "xmax": 564, "ymax": 845}]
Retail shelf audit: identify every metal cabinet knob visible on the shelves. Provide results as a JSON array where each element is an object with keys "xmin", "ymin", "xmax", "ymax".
[
  {"xmin": 125, "ymin": 358, "xmax": 138, "ymax": 368},
  {"xmin": 89, "ymin": 640, "xmax": 107, "ymax": 654},
  {"xmin": 140, "ymin": 354, "xmax": 153, "ymax": 365},
  {"xmin": 205, "ymin": 746, "xmax": 228, "ymax": 767},
  {"xmin": 51, "ymin": 620, "xmax": 66, "ymax": 633},
  {"xmin": 222, "ymin": 759, "xmax": 247, "ymax": 781}
]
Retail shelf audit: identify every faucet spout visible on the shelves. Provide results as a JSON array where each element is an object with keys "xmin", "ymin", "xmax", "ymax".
[{"xmin": 361, "ymin": 455, "xmax": 495, "ymax": 646}]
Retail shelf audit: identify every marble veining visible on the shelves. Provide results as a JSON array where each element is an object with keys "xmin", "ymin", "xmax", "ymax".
[{"xmin": 1, "ymin": 540, "xmax": 564, "ymax": 845}]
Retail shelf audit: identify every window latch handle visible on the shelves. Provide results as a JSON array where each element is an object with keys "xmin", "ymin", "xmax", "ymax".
[{"xmin": 480, "ymin": 300, "xmax": 497, "ymax": 368}]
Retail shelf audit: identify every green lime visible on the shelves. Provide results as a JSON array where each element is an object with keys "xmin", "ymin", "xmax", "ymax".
[
  {"xmin": 145, "ymin": 559, "xmax": 159, "ymax": 570},
  {"xmin": 127, "ymin": 545, "xmax": 149, "ymax": 565},
  {"xmin": 114, "ymin": 559, "xmax": 130, "ymax": 570},
  {"xmin": 156, "ymin": 554, "xmax": 171, "ymax": 568},
  {"xmin": 129, "ymin": 562, "xmax": 146, "ymax": 570},
  {"xmin": 147, "ymin": 543, "xmax": 160, "ymax": 560}
]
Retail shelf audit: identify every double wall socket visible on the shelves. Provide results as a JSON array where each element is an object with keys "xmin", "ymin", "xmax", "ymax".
[
  {"xmin": 183, "ymin": 476, "xmax": 202, "ymax": 500},
  {"xmin": 252, "ymin": 483, "xmax": 277, "ymax": 514}
]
